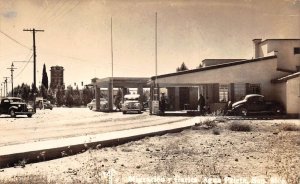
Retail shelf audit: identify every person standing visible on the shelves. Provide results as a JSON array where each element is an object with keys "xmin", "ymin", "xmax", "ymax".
[
  {"xmin": 198, "ymin": 94, "xmax": 205, "ymax": 115},
  {"xmin": 160, "ymin": 93, "xmax": 166, "ymax": 115}
]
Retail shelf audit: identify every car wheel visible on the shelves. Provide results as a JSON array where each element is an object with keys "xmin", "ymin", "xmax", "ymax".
[
  {"xmin": 50, "ymin": 108, "xmax": 53, "ymax": 110},
  {"xmin": 10, "ymin": 109, "xmax": 16, "ymax": 118},
  {"xmin": 239, "ymin": 108, "xmax": 248, "ymax": 116},
  {"xmin": 89, "ymin": 106, "xmax": 92, "ymax": 110},
  {"xmin": 123, "ymin": 111, "xmax": 127, "ymax": 114},
  {"xmin": 27, "ymin": 114, "xmax": 32, "ymax": 118},
  {"xmin": 137, "ymin": 110, "xmax": 141, "ymax": 114}
]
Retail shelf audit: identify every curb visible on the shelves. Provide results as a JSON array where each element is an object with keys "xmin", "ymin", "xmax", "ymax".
[{"xmin": 0, "ymin": 118, "xmax": 199, "ymax": 168}]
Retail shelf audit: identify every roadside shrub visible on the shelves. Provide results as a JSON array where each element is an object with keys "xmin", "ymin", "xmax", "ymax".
[
  {"xmin": 0, "ymin": 175, "xmax": 55, "ymax": 184},
  {"xmin": 281, "ymin": 124, "xmax": 300, "ymax": 131},
  {"xmin": 229, "ymin": 122, "xmax": 251, "ymax": 132},
  {"xmin": 204, "ymin": 120, "xmax": 217, "ymax": 128},
  {"xmin": 212, "ymin": 128, "xmax": 220, "ymax": 135}
]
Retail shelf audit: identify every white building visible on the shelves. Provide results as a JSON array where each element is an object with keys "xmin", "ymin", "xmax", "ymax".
[{"xmin": 150, "ymin": 39, "xmax": 300, "ymax": 117}]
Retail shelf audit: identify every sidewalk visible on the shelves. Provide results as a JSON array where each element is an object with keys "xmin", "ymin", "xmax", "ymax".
[{"xmin": 0, "ymin": 116, "xmax": 213, "ymax": 168}]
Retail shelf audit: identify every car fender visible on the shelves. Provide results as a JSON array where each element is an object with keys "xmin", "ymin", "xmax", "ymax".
[
  {"xmin": 231, "ymin": 104, "xmax": 245, "ymax": 112},
  {"xmin": 8, "ymin": 106, "xmax": 18, "ymax": 112}
]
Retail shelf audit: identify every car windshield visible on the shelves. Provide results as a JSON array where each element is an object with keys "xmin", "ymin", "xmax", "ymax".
[{"xmin": 11, "ymin": 99, "xmax": 22, "ymax": 102}]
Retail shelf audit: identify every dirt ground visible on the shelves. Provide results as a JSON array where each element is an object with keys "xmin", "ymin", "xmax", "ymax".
[
  {"xmin": 0, "ymin": 108, "xmax": 189, "ymax": 146},
  {"xmin": 0, "ymin": 117, "xmax": 299, "ymax": 184}
]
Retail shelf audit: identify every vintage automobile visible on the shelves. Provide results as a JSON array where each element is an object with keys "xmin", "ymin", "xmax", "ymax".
[
  {"xmin": 0, "ymin": 97, "xmax": 34, "ymax": 118},
  {"xmin": 37, "ymin": 99, "xmax": 53, "ymax": 110},
  {"xmin": 87, "ymin": 98, "xmax": 109, "ymax": 110},
  {"xmin": 43, "ymin": 100, "xmax": 53, "ymax": 110},
  {"xmin": 122, "ymin": 94, "xmax": 143, "ymax": 114},
  {"xmin": 227, "ymin": 94, "xmax": 284, "ymax": 116}
]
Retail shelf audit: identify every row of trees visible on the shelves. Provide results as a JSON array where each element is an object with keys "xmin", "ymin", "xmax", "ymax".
[
  {"xmin": 176, "ymin": 62, "xmax": 203, "ymax": 72},
  {"xmin": 12, "ymin": 83, "xmax": 94, "ymax": 107}
]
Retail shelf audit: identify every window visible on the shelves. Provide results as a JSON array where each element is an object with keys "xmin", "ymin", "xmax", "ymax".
[
  {"xmin": 294, "ymin": 47, "xmax": 300, "ymax": 55},
  {"xmin": 234, "ymin": 83, "xmax": 246, "ymax": 101},
  {"xmin": 247, "ymin": 84, "xmax": 261, "ymax": 94},
  {"xmin": 219, "ymin": 84, "xmax": 229, "ymax": 102}
]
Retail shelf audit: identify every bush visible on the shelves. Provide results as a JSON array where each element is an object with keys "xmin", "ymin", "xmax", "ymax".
[
  {"xmin": 0, "ymin": 175, "xmax": 55, "ymax": 184},
  {"xmin": 212, "ymin": 128, "xmax": 220, "ymax": 135},
  {"xmin": 281, "ymin": 124, "xmax": 300, "ymax": 131},
  {"xmin": 229, "ymin": 122, "xmax": 251, "ymax": 132}
]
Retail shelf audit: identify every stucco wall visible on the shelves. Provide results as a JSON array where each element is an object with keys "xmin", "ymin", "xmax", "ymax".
[
  {"xmin": 273, "ymin": 83, "xmax": 287, "ymax": 111},
  {"xmin": 157, "ymin": 58, "xmax": 287, "ymax": 101},
  {"xmin": 286, "ymin": 76, "xmax": 300, "ymax": 115},
  {"xmin": 258, "ymin": 40, "xmax": 300, "ymax": 71}
]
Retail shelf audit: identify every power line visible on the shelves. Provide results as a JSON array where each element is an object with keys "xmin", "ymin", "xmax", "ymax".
[
  {"xmin": 34, "ymin": 0, "xmax": 65, "ymax": 26},
  {"xmin": 14, "ymin": 54, "xmax": 33, "ymax": 79},
  {"xmin": 44, "ymin": 0, "xmax": 81, "ymax": 27},
  {"xmin": 36, "ymin": 0, "xmax": 69, "ymax": 27},
  {"xmin": 0, "ymin": 29, "xmax": 32, "ymax": 50}
]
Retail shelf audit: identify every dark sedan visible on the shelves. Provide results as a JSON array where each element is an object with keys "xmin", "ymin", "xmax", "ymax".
[{"xmin": 227, "ymin": 94, "xmax": 284, "ymax": 116}]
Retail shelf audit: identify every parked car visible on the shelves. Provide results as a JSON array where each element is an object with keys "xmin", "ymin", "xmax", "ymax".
[
  {"xmin": 227, "ymin": 94, "xmax": 284, "ymax": 116},
  {"xmin": 87, "ymin": 98, "xmax": 109, "ymax": 110},
  {"xmin": 0, "ymin": 97, "xmax": 34, "ymax": 118},
  {"xmin": 122, "ymin": 94, "xmax": 143, "ymax": 114},
  {"xmin": 37, "ymin": 99, "xmax": 53, "ymax": 110},
  {"xmin": 43, "ymin": 100, "xmax": 53, "ymax": 110}
]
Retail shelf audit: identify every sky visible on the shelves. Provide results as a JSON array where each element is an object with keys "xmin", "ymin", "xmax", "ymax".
[{"xmin": 0, "ymin": 0, "xmax": 299, "ymax": 91}]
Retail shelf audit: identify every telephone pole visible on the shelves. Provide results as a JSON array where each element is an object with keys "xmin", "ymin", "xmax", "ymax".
[
  {"xmin": 1, "ymin": 83, "xmax": 3, "ymax": 97},
  {"xmin": 3, "ymin": 77, "xmax": 9, "ymax": 97},
  {"xmin": 23, "ymin": 28, "xmax": 44, "ymax": 112},
  {"xmin": 7, "ymin": 62, "xmax": 17, "ymax": 97}
]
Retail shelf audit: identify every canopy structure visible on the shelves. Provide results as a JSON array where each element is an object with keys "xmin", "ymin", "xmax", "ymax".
[{"xmin": 92, "ymin": 77, "xmax": 149, "ymax": 111}]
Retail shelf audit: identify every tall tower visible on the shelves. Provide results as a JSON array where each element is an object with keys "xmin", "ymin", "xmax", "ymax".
[{"xmin": 50, "ymin": 66, "xmax": 65, "ymax": 90}]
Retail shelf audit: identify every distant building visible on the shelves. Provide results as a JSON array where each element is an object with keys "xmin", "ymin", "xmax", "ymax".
[{"xmin": 50, "ymin": 66, "xmax": 65, "ymax": 90}]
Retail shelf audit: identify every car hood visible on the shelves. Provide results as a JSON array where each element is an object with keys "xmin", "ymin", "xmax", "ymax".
[
  {"xmin": 11, "ymin": 102, "xmax": 26, "ymax": 105},
  {"xmin": 232, "ymin": 100, "xmax": 246, "ymax": 108}
]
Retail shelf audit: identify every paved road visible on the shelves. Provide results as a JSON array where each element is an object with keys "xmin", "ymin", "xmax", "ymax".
[{"xmin": 0, "ymin": 108, "xmax": 192, "ymax": 146}]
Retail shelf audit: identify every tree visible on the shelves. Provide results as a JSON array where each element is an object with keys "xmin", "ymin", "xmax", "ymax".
[
  {"xmin": 40, "ymin": 84, "xmax": 48, "ymax": 99},
  {"xmin": 176, "ymin": 62, "xmax": 188, "ymax": 72},
  {"xmin": 56, "ymin": 88, "xmax": 65, "ymax": 106},
  {"xmin": 82, "ymin": 87, "xmax": 94, "ymax": 105},
  {"xmin": 197, "ymin": 63, "xmax": 203, "ymax": 68},
  {"xmin": 42, "ymin": 63, "xmax": 49, "ymax": 89}
]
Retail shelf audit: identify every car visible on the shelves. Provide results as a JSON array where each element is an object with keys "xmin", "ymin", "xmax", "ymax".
[
  {"xmin": 227, "ymin": 94, "xmax": 284, "ymax": 116},
  {"xmin": 37, "ymin": 99, "xmax": 53, "ymax": 110},
  {"xmin": 0, "ymin": 97, "xmax": 34, "ymax": 118},
  {"xmin": 87, "ymin": 98, "xmax": 109, "ymax": 110},
  {"xmin": 122, "ymin": 94, "xmax": 143, "ymax": 114},
  {"xmin": 43, "ymin": 100, "xmax": 53, "ymax": 110}
]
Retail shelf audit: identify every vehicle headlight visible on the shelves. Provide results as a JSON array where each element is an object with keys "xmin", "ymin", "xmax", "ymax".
[{"xmin": 18, "ymin": 104, "xmax": 21, "ymax": 108}]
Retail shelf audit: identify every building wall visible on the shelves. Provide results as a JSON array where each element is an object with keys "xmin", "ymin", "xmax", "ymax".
[
  {"xmin": 50, "ymin": 66, "xmax": 64, "ymax": 90},
  {"xmin": 286, "ymin": 76, "xmax": 300, "ymax": 115},
  {"xmin": 273, "ymin": 83, "xmax": 287, "ymax": 111},
  {"xmin": 257, "ymin": 40, "xmax": 300, "ymax": 71},
  {"xmin": 157, "ymin": 58, "xmax": 287, "ymax": 101}
]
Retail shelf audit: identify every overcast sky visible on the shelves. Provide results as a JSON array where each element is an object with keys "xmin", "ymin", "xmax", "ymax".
[{"xmin": 0, "ymin": 0, "xmax": 299, "ymax": 90}]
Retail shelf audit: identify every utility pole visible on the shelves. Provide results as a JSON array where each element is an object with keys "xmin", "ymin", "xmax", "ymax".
[
  {"xmin": 110, "ymin": 17, "xmax": 114, "ymax": 111},
  {"xmin": 23, "ymin": 28, "xmax": 44, "ymax": 112},
  {"xmin": 3, "ymin": 77, "xmax": 9, "ymax": 97},
  {"xmin": 0, "ymin": 83, "xmax": 2, "ymax": 97},
  {"xmin": 7, "ymin": 62, "xmax": 17, "ymax": 97}
]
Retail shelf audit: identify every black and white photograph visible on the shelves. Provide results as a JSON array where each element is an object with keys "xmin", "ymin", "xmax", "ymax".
[{"xmin": 0, "ymin": 0, "xmax": 299, "ymax": 183}]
